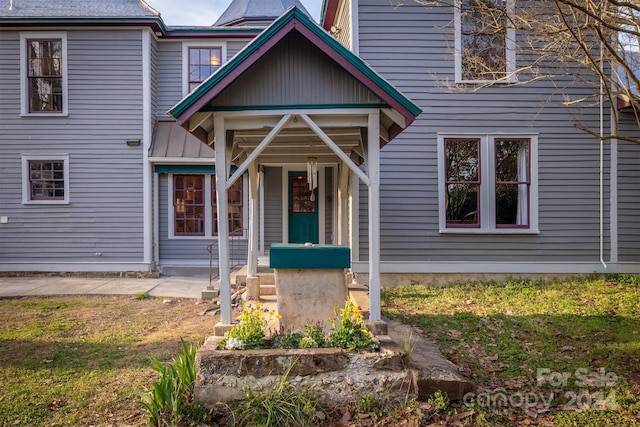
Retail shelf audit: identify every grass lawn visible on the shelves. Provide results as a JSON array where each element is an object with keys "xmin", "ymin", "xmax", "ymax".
[
  {"xmin": 0, "ymin": 295, "xmax": 213, "ymax": 426},
  {"xmin": 1, "ymin": 274, "xmax": 639, "ymax": 426},
  {"xmin": 382, "ymin": 274, "xmax": 640, "ymax": 426}
]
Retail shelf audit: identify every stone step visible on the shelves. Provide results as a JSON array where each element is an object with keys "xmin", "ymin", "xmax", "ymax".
[{"xmin": 385, "ymin": 319, "xmax": 474, "ymax": 401}]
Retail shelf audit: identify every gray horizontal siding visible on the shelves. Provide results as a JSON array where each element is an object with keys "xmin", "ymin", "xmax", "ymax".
[
  {"xmin": 357, "ymin": 0, "xmax": 614, "ymax": 264},
  {"xmin": 617, "ymin": 118, "xmax": 640, "ymax": 262},
  {"xmin": 212, "ymin": 32, "xmax": 382, "ymax": 108},
  {"xmin": 0, "ymin": 29, "xmax": 145, "ymax": 264},
  {"xmin": 263, "ymin": 167, "xmax": 283, "ymax": 253},
  {"xmin": 156, "ymin": 41, "xmax": 182, "ymax": 116},
  {"xmin": 227, "ymin": 40, "xmax": 249, "ymax": 59}
]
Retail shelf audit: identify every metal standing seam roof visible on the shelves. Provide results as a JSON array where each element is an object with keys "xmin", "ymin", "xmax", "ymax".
[
  {"xmin": 150, "ymin": 121, "xmax": 215, "ymax": 159},
  {"xmin": 0, "ymin": 0, "xmax": 159, "ymax": 17},
  {"xmin": 169, "ymin": 6, "xmax": 421, "ymax": 126},
  {"xmin": 213, "ymin": 0, "xmax": 311, "ymax": 26}
]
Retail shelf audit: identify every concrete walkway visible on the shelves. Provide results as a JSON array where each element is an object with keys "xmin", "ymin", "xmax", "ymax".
[{"xmin": 0, "ymin": 276, "xmax": 208, "ymax": 299}]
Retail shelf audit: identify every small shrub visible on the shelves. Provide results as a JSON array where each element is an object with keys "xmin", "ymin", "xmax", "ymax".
[
  {"xmin": 327, "ymin": 301, "xmax": 378, "ymax": 351},
  {"xmin": 219, "ymin": 299, "xmax": 281, "ymax": 350},
  {"xmin": 271, "ymin": 324, "xmax": 326, "ymax": 349}
]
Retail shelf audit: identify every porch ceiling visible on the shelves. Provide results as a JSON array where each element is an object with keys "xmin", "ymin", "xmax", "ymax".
[{"xmin": 232, "ymin": 126, "xmax": 363, "ymax": 164}]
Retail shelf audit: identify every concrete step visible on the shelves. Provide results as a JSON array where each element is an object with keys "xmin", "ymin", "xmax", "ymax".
[
  {"xmin": 348, "ymin": 283, "xmax": 370, "ymax": 316},
  {"xmin": 260, "ymin": 284, "xmax": 277, "ymax": 296},
  {"xmin": 258, "ymin": 273, "xmax": 275, "ymax": 286}
]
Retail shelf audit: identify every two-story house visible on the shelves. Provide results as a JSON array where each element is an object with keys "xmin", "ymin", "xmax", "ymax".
[{"xmin": 1, "ymin": 0, "xmax": 638, "ymax": 294}]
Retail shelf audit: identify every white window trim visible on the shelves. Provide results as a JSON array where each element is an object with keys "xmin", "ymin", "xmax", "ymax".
[
  {"xmin": 437, "ymin": 133, "xmax": 539, "ymax": 234},
  {"xmin": 168, "ymin": 173, "xmax": 248, "ymax": 240},
  {"xmin": 453, "ymin": 0, "xmax": 517, "ymax": 84},
  {"xmin": 21, "ymin": 154, "xmax": 70, "ymax": 204},
  {"xmin": 20, "ymin": 32, "xmax": 69, "ymax": 116},
  {"xmin": 182, "ymin": 41, "xmax": 227, "ymax": 96}
]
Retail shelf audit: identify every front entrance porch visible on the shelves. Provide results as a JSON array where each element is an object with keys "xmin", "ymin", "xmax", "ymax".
[{"xmin": 167, "ymin": 7, "xmax": 420, "ymax": 332}]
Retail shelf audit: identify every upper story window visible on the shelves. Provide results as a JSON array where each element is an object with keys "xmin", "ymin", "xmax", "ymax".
[
  {"xmin": 183, "ymin": 44, "xmax": 224, "ymax": 93},
  {"xmin": 21, "ymin": 154, "xmax": 70, "ymax": 204},
  {"xmin": 438, "ymin": 134, "xmax": 538, "ymax": 233},
  {"xmin": 455, "ymin": 0, "xmax": 515, "ymax": 83},
  {"xmin": 20, "ymin": 33, "xmax": 68, "ymax": 115}
]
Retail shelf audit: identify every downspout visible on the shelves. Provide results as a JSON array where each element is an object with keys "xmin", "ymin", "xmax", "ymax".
[{"xmin": 599, "ymin": 41, "xmax": 607, "ymax": 269}]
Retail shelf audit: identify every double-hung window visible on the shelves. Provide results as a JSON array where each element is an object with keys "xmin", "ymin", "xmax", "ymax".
[
  {"xmin": 171, "ymin": 174, "xmax": 245, "ymax": 238},
  {"xmin": 455, "ymin": 0, "xmax": 516, "ymax": 82},
  {"xmin": 21, "ymin": 154, "xmax": 70, "ymax": 204},
  {"xmin": 20, "ymin": 33, "xmax": 68, "ymax": 115},
  {"xmin": 174, "ymin": 175, "xmax": 205, "ymax": 236},
  {"xmin": 438, "ymin": 134, "xmax": 538, "ymax": 233},
  {"xmin": 183, "ymin": 44, "xmax": 225, "ymax": 93}
]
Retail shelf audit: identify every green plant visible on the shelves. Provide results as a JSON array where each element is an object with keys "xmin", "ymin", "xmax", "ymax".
[
  {"xmin": 356, "ymin": 395, "xmax": 379, "ymax": 413},
  {"xmin": 327, "ymin": 300, "xmax": 378, "ymax": 351},
  {"xmin": 234, "ymin": 361, "xmax": 324, "ymax": 427},
  {"xmin": 140, "ymin": 339, "xmax": 206, "ymax": 426},
  {"xmin": 219, "ymin": 299, "xmax": 281, "ymax": 350},
  {"xmin": 427, "ymin": 390, "xmax": 450, "ymax": 414},
  {"xmin": 135, "ymin": 292, "xmax": 151, "ymax": 300},
  {"xmin": 271, "ymin": 323, "xmax": 326, "ymax": 349}
]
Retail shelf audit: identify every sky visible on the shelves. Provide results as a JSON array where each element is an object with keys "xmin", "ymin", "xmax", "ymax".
[{"xmin": 146, "ymin": 0, "xmax": 324, "ymax": 26}]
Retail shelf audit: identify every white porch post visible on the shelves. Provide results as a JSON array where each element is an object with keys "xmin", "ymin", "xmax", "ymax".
[
  {"xmin": 367, "ymin": 111, "xmax": 381, "ymax": 322},
  {"xmin": 214, "ymin": 114, "xmax": 232, "ymax": 326},
  {"xmin": 337, "ymin": 163, "xmax": 349, "ymax": 246},
  {"xmin": 247, "ymin": 162, "xmax": 259, "ymax": 277}
]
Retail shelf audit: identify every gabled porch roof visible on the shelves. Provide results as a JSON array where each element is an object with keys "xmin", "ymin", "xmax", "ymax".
[
  {"xmin": 168, "ymin": 6, "xmax": 421, "ymax": 146},
  {"xmin": 166, "ymin": 6, "xmax": 421, "ymax": 330}
]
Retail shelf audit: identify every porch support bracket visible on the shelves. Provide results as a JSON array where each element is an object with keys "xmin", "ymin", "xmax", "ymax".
[
  {"xmin": 298, "ymin": 114, "xmax": 370, "ymax": 187},
  {"xmin": 226, "ymin": 114, "xmax": 293, "ymax": 190}
]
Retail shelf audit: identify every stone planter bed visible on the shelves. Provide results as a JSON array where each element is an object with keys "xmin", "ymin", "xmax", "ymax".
[{"xmin": 195, "ymin": 335, "xmax": 416, "ymax": 406}]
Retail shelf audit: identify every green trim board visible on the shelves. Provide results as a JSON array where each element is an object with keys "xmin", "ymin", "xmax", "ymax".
[
  {"xmin": 153, "ymin": 164, "xmax": 241, "ymax": 174},
  {"xmin": 199, "ymin": 103, "xmax": 390, "ymax": 112},
  {"xmin": 269, "ymin": 243, "xmax": 351, "ymax": 269}
]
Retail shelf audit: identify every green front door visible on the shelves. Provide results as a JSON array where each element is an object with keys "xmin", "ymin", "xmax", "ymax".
[{"xmin": 288, "ymin": 171, "xmax": 319, "ymax": 244}]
